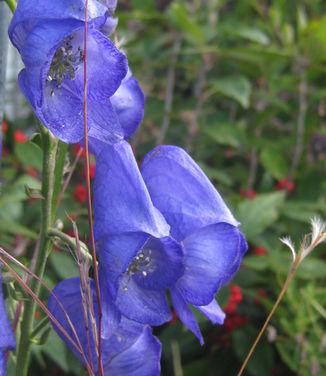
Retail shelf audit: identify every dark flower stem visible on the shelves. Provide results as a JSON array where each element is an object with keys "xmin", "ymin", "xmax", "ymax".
[
  {"xmin": 15, "ymin": 126, "xmax": 58, "ymax": 376},
  {"xmin": 83, "ymin": 2, "xmax": 104, "ymax": 375}
]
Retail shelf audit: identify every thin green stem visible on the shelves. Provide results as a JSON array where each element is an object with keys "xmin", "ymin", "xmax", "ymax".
[
  {"xmin": 15, "ymin": 126, "xmax": 58, "ymax": 376},
  {"xmin": 52, "ymin": 141, "xmax": 67, "ymax": 218},
  {"xmin": 5, "ymin": 0, "xmax": 16, "ymax": 13}
]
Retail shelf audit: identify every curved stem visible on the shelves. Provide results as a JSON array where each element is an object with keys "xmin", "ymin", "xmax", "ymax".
[
  {"xmin": 237, "ymin": 264, "xmax": 297, "ymax": 376},
  {"xmin": 15, "ymin": 126, "xmax": 58, "ymax": 376}
]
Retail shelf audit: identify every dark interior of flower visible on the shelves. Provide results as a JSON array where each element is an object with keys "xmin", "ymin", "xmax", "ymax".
[{"xmin": 47, "ymin": 35, "xmax": 84, "ymax": 93}]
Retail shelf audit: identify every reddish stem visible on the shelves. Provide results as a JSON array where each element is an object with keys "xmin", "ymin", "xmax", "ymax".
[
  {"xmin": 73, "ymin": 221, "xmax": 94, "ymax": 373},
  {"xmin": 0, "ymin": 253, "xmax": 94, "ymax": 376},
  {"xmin": 83, "ymin": 3, "xmax": 103, "ymax": 375}
]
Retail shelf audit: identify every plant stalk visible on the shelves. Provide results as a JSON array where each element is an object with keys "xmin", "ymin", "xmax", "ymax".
[
  {"xmin": 15, "ymin": 126, "xmax": 58, "ymax": 376},
  {"xmin": 237, "ymin": 254, "xmax": 302, "ymax": 376}
]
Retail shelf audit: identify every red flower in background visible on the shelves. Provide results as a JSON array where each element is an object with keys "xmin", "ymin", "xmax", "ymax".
[
  {"xmin": 253, "ymin": 246, "xmax": 267, "ymax": 256},
  {"xmin": 73, "ymin": 184, "xmax": 87, "ymax": 203},
  {"xmin": 2, "ymin": 121, "xmax": 8, "ymax": 133},
  {"xmin": 73, "ymin": 144, "xmax": 85, "ymax": 158},
  {"xmin": 14, "ymin": 130, "xmax": 28, "ymax": 143},
  {"xmin": 239, "ymin": 188, "xmax": 256, "ymax": 199},
  {"xmin": 82, "ymin": 163, "xmax": 96, "ymax": 180},
  {"xmin": 26, "ymin": 167, "xmax": 37, "ymax": 177},
  {"xmin": 276, "ymin": 178, "xmax": 295, "ymax": 192}
]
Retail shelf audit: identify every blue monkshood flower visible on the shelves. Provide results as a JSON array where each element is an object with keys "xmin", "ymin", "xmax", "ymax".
[
  {"xmin": 0, "ymin": 263, "xmax": 16, "ymax": 375},
  {"xmin": 86, "ymin": 68, "xmax": 145, "ymax": 153},
  {"xmin": 97, "ymin": 0, "xmax": 118, "ymax": 35},
  {"xmin": 48, "ymin": 276, "xmax": 161, "ymax": 375},
  {"xmin": 8, "ymin": 0, "xmax": 109, "ymax": 52},
  {"xmin": 8, "ymin": 2, "xmax": 135, "ymax": 144},
  {"xmin": 93, "ymin": 141, "xmax": 248, "ymax": 344}
]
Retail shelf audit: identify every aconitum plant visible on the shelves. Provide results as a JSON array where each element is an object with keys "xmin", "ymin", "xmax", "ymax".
[
  {"xmin": 93, "ymin": 141, "xmax": 247, "ymax": 344},
  {"xmin": 0, "ymin": 0, "xmax": 247, "ymax": 375}
]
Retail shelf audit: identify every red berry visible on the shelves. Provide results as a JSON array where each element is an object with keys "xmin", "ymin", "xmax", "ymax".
[
  {"xmin": 230, "ymin": 285, "xmax": 243, "ymax": 304},
  {"xmin": 224, "ymin": 301, "xmax": 237, "ymax": 315},
  {"xmin": 82, "ymin": 163, "xmax": 96, "ymax": 179},
  {"xmin": 73, "ymin": 184, "xmax": 87, "ymax": 203},
  {"xmin": 253, "ymin": 246, "xmax": 267, "ymax": 256},
  {"xmin": 14, "ymin": 130, "xmax": 28, "ymax": 143},
  {"xmin": 239, "ymin": 188, "xmax": 256, "ymax": 199},
  {"xmin": 258, "ymin": 289, "xmax": 268, "ymax": 297},
  {"xmin": 26, "ymin": 167, "xmax": 37, "ymax": 177},
  {"xmin": 73, "ymin": 144, "xmax": 85, "ymax": 158},
  {"xmin": 276, "ymin": 178, "xmax": 295, "ymax": 192},
  {"xmin": 2, "ymin": 121, "xmax": 8, "ymax": 133}
]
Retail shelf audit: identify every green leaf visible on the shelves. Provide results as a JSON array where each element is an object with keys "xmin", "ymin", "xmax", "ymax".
[
  {"xmin": 224, "ymin": 24, "xmax": 270, "ymax": 45},
  {"xmin": 260, "ymin": 146, "xmax": 288, "ymax": 179},
  {"xmin": 237, "ymin": 191, "xmax": 285, "ymax": 240},
  {"xmin": 205, "ymin": 122, "xmax": 243, "ymax": 148},
  {"xmin": 0, "ymin": 219, "xmax": 38, "ymax": 240},
  {"xmin": 243, "ymin": 256, "xmax": 270, "ymax": 271},
  {"xmin": 170, "ymin": 3, "xmax": 204, "ymax": 45},
  {"xmin": 280, "ymin": 201, "xmax": 321, "ymax": 222},
  {"xmin": 14, "ymin": 141, "xmax": 43, "ymax": 170},
  {"xmin": 199, "ymin": 163, "xmax": 233, "ymax": 186},
  {"xmin": 50, "ymin": 252, "xmax": 79, "ymax": 280},
  {"xmin": 208, "ymin": 75, "xmax": 252, "ymax": 109}
]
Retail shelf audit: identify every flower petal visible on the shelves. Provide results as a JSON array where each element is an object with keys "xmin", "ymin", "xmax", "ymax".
[
  {"xmin": 170, "ymin": 287, "xmax": 203, "ymax": 345},
  {"xmin": 0, "ymin": 263, "xmax": 15, "ymax": 376},
  {"xmin": 105, "ymin": 326, "xmax": 161, "ymax": 376},
  {"xmin": 48, "ymin": 277, "xmax": 114, "ymax": 371},
  {"xmin": 141, "ymin": 145, "xmax": 239, "ymax": 241},
  {"xmin": 20, "ymin": 20, "xmax": 82, "ymax": 106},
  {"xmin": 98, "ymin": 232, "xmax": 149, "ymax": 298},
  {"xmin": 94, "ymin": 141, "xmax": 170, "ymax": 239},
  {"xmin": 195, "ymin": 299, "xmax": 225, "ymax": 325},
  {"xmin": 110, "ymin": 72, "xmax": 145, "ymax": 139},
  {"xmin": 116, "ymin": 278, "xmax": 171, "ymax": 326},
  {"xmin": 63, "ymin": 28, "xmax": 128, "ymax": 101},
  {"xmin": 106, "ymin": 316, "xmax": 144, "ymax": 356},
  {"xmin": 177, "ymin": 223, "xmax": 245, "ymax": 306},
  {"xmin": 9, "ymin": 0, "xmax": 107, "ymax": 51},
  {"xmin": 133, "ymin": 236, "xmax": 185, "ymax": 291}
]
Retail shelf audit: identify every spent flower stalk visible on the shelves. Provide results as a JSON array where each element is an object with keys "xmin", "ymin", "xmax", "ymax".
[{"xmin": 238, "ymin": 217, "xmax": 326, "ymax": 376}]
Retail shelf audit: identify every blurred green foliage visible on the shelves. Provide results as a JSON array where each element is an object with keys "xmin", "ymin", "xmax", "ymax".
[{"xmin": 1, "ymin": 0, "xmax": 326, "ymax": 375}]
